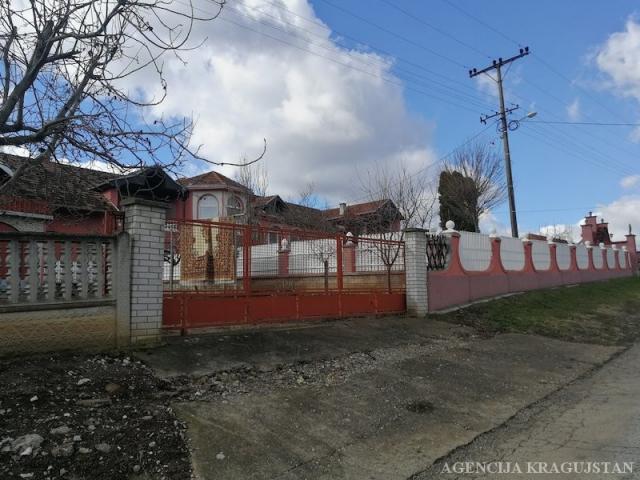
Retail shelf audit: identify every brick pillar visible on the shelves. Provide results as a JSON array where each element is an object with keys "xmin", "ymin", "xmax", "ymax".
[
  {"xmin": 488, "ymin": 233, "xmax": 505, "ymax": 273},
  {"xmin": 122, "ymin": 198, "xmax": 168, "ymax": 346},
  {"xmin": 625, "ymin": 234, "xmax": 637, "ymax": 272},
  {"xmin": 522, "ymin": 239, "xmax": 535, "ymax": 272},
  {"xmin": 585, "ymin": 242, "xmax": 595, "ymax": 271},
  {"xmin": 404, "ymin": 228, "xmax": 428, "ymax": 317}
]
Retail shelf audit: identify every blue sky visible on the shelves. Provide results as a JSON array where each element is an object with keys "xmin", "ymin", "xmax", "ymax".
[
  {"xmin": 307, "ymin": 0, "xmax": 640, "ymax": 237},
  {"xmin": 97, "ymin": 0, "xmax": 640, "ymax": 240}
]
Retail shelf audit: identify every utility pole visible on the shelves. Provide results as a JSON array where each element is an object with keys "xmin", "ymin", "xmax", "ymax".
[{"xmin": 469, "ymin": 47, "xmax": 530, "ymax": 238}]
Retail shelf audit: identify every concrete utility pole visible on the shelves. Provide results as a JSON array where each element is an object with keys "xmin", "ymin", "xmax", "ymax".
[{"xmin": 469, "ymin": 47, "xmax": 530, "ymax": 238}]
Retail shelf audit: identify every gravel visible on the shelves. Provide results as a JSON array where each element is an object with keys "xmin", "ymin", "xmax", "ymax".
[{"xmin": 0, "ymin": 352, "xmax": 191, "ymax": 480}]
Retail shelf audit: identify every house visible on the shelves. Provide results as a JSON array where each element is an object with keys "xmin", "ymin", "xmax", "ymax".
[
  {"xmin": 0, "ymin": 155, "xmax": 401, "ymax": 236},
  {"xmin": 168, "ymin": 168, "xmax": 402, "ymax": 235},
  {"xmin": 0, "ymin": 153, "xmax": 185, "ymax": 233}
]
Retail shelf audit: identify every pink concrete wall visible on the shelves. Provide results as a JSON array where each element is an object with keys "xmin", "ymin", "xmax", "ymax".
[{"xmin": 427, "ymin": 233, "xmax": 635, "ymax": 312}]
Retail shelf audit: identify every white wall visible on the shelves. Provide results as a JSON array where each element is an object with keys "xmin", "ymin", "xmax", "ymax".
[
  {"xmin": 459, "ymin": 232, "xmax": 491, "ymax": 272},
  {"xmin": 556, "ymin": 243, "xmax": 571, "ymax": 270},
  {"xmin": 593, "ymin": 248, "xmax": 603, "ymax": 269},
  {"xmin": 500, "ymin": 237, "xmax": 525, "ymax": 271},
  {"xmin": 576, "ymin": 245, "xmax": 589, "ymax": 269},
  {"xmin": 607, "ymin": 248, "xmax": 616, "ymax": 268},
  {"xmin": 531, "ymin": 240, "xmax": 551, "ymax": 271}
]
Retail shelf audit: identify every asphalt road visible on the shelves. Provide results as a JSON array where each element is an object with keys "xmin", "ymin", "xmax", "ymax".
[{"xmin": 416, "ymin": 344, "xmax": 640, "ymax": 480}]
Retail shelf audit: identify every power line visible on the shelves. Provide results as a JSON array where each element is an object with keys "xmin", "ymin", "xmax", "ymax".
[
  {"xmin": 250, "ymin": 0, "xmax": 486, "ymax": 98},
  {"xmin": 339, "ymin": 121, "xmax": 498, "ymax": 206},
  {"xmin": 214, "ymin": 14, "xmax": 484, "ymax": 115},
  {"xmin": 439, "ymin": 0, "xmax": 636, "ymax": 125},
  {"xmin": 222, "ymin": 4, "xmax": 496, "ymax": 111},
  {"xmin": 315, "ymin": 0, "xmax": 468, "ymax": 69},
  {"xmin": 173, "ymin": 0, "xmax": 489, "ymax": 114},
  {"xmin": 377, "ymin": 0, "xmax": 491, "ymax": 59},
  {"xmin": 530, "ymin": 120, "xmax": 640, "ymax": 126}
]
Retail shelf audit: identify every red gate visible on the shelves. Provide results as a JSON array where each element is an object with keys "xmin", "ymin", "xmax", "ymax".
[{"xmin": 162, "ymin": 220, "xmax": 405, "ymax": 331}]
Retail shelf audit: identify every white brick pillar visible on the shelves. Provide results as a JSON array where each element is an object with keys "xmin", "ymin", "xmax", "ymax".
[
  {"xmin": 404, "ymin": 228, "xmax": 428, "ymax": 317},
  {"xmin": 121, "ymin": 198, "xmax": 168, "ymax": 345}
]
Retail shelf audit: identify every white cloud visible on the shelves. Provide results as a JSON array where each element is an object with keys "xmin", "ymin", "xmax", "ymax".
[
  {"xmin": 566, "ymin": 98, "xmax": 581, "ymax": 121},
  {"xmin": 595, "ymin": 17, "xmax": 640, "ymax": 100},
  {"xmin": 478, "ymin": 210, "xmax": 510, "ymax": 236},
  {"xmin": 592, "ymin": 195, "xmax": 640, "ymax": 241},
  {"xmin": 121, "ymin": 0, "xmax": 437, "ymax": 203},
  {"xmin": 621, "ymin": 174, "xmax": 640, "ymax": 189}
]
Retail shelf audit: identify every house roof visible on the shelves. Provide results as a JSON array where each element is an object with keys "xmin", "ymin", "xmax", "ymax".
[
  {"xmin": 0, "ymin": 153, "xmax": 120, "ymax": 212},
  {"xmin": 178, "ymin": 170, "xmax": 250, "ymax": 193},
  {"xmin": 323, "ymin": 199, "xmax": 391, "ymax": 220},
  {"xmin": 99, "ymin": 166, "xmax": 187, "ymax": 201}
]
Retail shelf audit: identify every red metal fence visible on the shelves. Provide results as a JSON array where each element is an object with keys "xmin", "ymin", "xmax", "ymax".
[{"xmin": 162, "ymin": 219, "xmax": 406, "ymax": 330}]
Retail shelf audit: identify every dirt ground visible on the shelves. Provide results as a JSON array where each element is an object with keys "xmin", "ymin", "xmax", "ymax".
[{"xmin": 0, "ymin": 352, "xmax": 191, "ymax": 480}]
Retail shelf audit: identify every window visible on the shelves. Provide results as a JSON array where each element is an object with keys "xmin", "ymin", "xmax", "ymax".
[
  {"xmin": 227, "ymin": 196, "xmax": 243, "ymax": 217},
  {"xmin": 197, "ymin": 195, "xmax": 219, "ymax": 219}
]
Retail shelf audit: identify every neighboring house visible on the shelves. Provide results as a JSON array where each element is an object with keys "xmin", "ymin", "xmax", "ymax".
[
  {"xmin": 323, "ymin": 200, "xmax": 402, "ymax": 235},
  {"xmin": 0, "ymin": 154, "xmax": 185, "ymax": 234}
]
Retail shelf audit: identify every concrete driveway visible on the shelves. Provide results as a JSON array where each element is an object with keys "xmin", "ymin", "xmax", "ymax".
[{"xmin": 137, "ymin": 316, "xmax": 619, "ymax": 479}]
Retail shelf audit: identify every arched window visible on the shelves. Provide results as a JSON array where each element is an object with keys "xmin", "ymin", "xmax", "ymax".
[
  {"xmin": 227, "ymin": 196, "xmax": 243, "ymax": 216},
  {"xmin": 197, "ymin": 195, "xmax": 219, "ymax": 219}
]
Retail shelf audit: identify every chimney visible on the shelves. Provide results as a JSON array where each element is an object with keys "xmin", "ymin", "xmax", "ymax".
[{"xmin": 339, "ymin": 202, "xmax": 347, "ymax": 216}]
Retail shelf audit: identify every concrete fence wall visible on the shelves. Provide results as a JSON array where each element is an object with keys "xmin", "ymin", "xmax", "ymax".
[
  {"xmin": 0, "ymin": 198, "xmax": 168, "ymax": 355},
  {"xmin": 407, "ymin": 226, "xmax": 636, "ymax": 313}
]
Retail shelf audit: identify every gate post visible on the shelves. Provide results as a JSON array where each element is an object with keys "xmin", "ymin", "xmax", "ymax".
[
  {"xmin": 404, "ymin": 228, "xmax": 428, "ymax": 317},
  {"xmin": 121, "ymin": 198, "xmax": 168, "ymax": 346}
]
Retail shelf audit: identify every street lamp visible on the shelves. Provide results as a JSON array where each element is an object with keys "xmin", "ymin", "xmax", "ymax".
[{"xmin": 505, "ymin": 111, "xmax": 538, "ymax": 132}]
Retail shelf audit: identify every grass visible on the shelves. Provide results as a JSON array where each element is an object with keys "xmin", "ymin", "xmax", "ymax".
[{"xmin": 438, "ymin": 277, "xmax": 640, "ymax": 346}]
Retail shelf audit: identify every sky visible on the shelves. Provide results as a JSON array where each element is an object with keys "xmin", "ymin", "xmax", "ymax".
[{"xmin": 121, "ymin": 0, "xmax": 640, "ymax": 240}]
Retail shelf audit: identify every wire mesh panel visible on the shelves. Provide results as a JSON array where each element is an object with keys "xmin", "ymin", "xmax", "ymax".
[
  {"xmin": 355, "ymin": 236, "xmax": 405, "ymax": 273},
  {"xmin": 556, "ymin": 243, "xmax": 571, "ymax": 270},
  {"xmin": 531, "ymin": 240, "xmax": 551, "ymax": 271},
  {"xmin": 426, "ymin": 233, "xmax": 449, "ymax": 271},
  {"xmin": 500, "ymin": 236, "xmax": 525, "ymax": 271},
  {"xmin": 459, "ymin": 231, "xmax": 491, "ymax": 272},
  {"xmin": 164, "ymin": 220, "xmax": 406, "ymax": 295},
  {"xmin": 576, "ymin": 245, "xmax": 589, "ymax": 269},
  {"xmin": 164, "ymin": 220, "xmax": 245, "ymax": 293}
]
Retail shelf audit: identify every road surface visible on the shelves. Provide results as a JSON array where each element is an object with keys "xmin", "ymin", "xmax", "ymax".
[{"xmin": 415, "ymin": 344, "xmax": 640, "ymax": 479}]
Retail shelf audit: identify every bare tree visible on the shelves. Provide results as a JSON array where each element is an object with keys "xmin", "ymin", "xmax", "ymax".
[
  {"xmin": 439, "ymin": 142, "xmax": 507, "ymax": 232},
  {"xmin": 359, "ymin": 162, "xmax": 436, "ymax": 291},
  {"xmin": 296, "ymin": 181, "xmax": 319, "ymax": 208},
  {"xmin": 0, "ymin": 0, "xmax": 265, "ymax": 193},
  {"xmin": 235, "ymin": 163, "xmax": 269, "ymax": 197}
]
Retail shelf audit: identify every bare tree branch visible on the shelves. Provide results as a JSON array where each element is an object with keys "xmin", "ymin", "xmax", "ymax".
[{"xmin": 0, "ymin": 0, "xmax": 267, "ymax": 193}]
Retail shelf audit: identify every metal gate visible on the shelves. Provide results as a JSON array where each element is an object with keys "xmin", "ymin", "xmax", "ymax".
[{"xmin": 162, "ymin": 220, "xmax": 406, "ymax": 331}]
